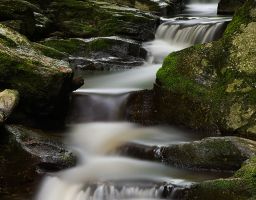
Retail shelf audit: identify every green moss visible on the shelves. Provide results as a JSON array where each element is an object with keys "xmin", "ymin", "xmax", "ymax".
[
  {"xmin": 224, "ymin": 0, "xmax": 256, "ymax": 37},
  {"xmin": 189, "ymin": 156, "xmax": 256, "ymax": 200},
  {"xmin": 32, "ymin": 43, "xmax": 67, "ymax": 60},
  {"xmin": 41, "ymin": 39, "xmax": 84, "ymax": 54}
]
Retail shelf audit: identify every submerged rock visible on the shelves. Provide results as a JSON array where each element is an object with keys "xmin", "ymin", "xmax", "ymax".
[
  {"xmin": 0, "ymin": 23, "xmax": 75, "ymax": 121},
  {"xmin": 6, "ymin": 125, "xmax": 76, "ymax": 171},
  {"xmin": 42, "ymin": 37, "xmax": 147, "ymax": 71},
  {"xmin": 187, "ymin": 156, "xmax": 256, "ymax": 200},
  {"xmin": 155, "ymin": 0, "xmax": 256, "ymax": 139},
  {"xmin": 0, "ymin": 89, "xmax": 19, "ymax": 124}
]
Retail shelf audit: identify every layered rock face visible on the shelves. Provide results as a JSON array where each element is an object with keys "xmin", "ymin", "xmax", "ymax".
[{"xmin": 155, "ymin": 0, "xmax": 256, "ymax": 139}]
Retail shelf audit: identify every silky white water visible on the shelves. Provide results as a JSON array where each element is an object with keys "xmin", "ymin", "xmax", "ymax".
[
  {"xmin": 36, "ymin": 1, "xmax": 232, "ymax": 200},
  {"xmin": 36, "ymin": 123, "xmax": 228, "ymax": 200},
  {"xmin": 183, "ymin": 0, "xmax": 220, "ymax": 16}
]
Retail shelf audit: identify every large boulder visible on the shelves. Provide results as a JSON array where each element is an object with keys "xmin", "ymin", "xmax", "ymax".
[
  {"xmin": 41, "ymin": 37, "xmax": 147, "ymax": 71},
  {"xmin": 0, "ymin": 90, "xmax": 19, "ymax": 124},
  {"xmin": 155, "ymin": 0, "xmax": 256, "ymax": 139},
  {"xmin": 218, "ymin": 0, "xmax": 246, "ymax": 15},
  {"xmin": 0, "ymin": 0, "xmax": 53, "ymax": 40},
  {"xmin": 39, "ymin": 0, "xmax": 159, "ymax": 41},
  {"xmin": 0, "ymin": 23, "xmax": 74, "ymax": 121},
  {"xmin": 100, "ymin": 0, "xmax": 185, "ymax": 15}
]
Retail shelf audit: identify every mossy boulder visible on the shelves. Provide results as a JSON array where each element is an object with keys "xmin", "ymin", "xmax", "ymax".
[
  {"xmin": 155, "ymin": 0, "xmax": 256, "ymax": 139},
  {"xmin": 0, "ymin": 23, "xmax": 74, "ymax": 121},
  {"xmin": 0, "ymin": 0, "xmax": 53, "ymax": 40},
  {"xmin": 159, "ymin": 137, "xmax": 256, "ymax": 171},
  {"xmin": 0, "ymin": 90, "xmax": 19, "ymax": 124},
  {"xmin": 42, "ymin": 37, "xmax": 147, "ymax": 71},
  {"xmin": 0, "ymin": 0, "xmax": 38, "ymax": 38},
  {"xmin": 98, "ymin": 0, "xmax": 185, "ymax": 15},
  {"xmin": 34, "ymin": 0, "xmax": 159, "ymax": 41}
]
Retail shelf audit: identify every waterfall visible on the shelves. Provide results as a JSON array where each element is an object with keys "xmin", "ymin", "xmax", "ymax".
[
  {"xmin": 68, "ymin": 91, "xmax": 130, "ymax": 123},
  {"xmin": 156, "ymin": 18, "xmax": 231, "ymax": 47},
  {"xmin": 35, "ymin": 1, "xmax": 233, "ymax": 200}
]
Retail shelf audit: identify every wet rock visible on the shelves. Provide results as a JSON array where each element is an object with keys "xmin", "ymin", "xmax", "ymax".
[
  {"xmin": 42, "ymin": 37, "xmax": 147, "ymax": 71},
  {"xmin": 125, "ymin": 90, "xmax": 157, "ymax": 125},
  {"xmin": 101, "ymin": 0, "xmax": 185, "ymax": 16},
  {"xmin": 218, "ymin": 0, "xmax": 246, "ymax": 15},
  {"xmin": 0, "ymin": 90, "xmax": 19, "ymax": 124},
  {"xmin": 155, "ymin": 0, "xmax": 256, "ymax": 139},
  {"xmin": 5, "ymin": 125, "xmax": 76, "ymax": 172},
  {"xmin": 0, "ymin": 23, "xmax": 74, "ymax": 120},
  {"xmin": 119, "ymin": 137, "xmax": 256, "ymax": 171},
  {"xmin": 159, "ymin": 137, "xmax": 256, "ymax": 171},
  {"xmin": 0, "ymin": 0, "xmax": 38, "ymax": 39},
  {"xmin": 0, "ymin": 0, "xmax": 53, "ymax": 40},
  {"xmin": 39, "ymin": 0, "xmax": 159, "ymax": 41},
  {"xmin": 0, "ymin": 127, "xmax": 41, "ymax": 200}
]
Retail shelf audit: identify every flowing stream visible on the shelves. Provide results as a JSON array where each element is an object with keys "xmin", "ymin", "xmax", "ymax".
[{"xmin": 36, "ymin": 1, "xmax": 232, "ymax": 200}]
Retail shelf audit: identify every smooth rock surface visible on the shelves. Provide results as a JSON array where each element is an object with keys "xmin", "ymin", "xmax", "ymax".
[
  {"xmin": 6, "ymin": 125, "xmax": 76, "ymax": 171},
  {"xmin": 42, "ymin": 37, "xmax": 147, "ymax": 71},
  {"xmin": 0, "ymin": 89, "xmax": 19, "ymax": 124}
]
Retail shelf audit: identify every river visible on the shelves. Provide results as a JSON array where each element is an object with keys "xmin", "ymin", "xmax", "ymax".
[{"xmin": 36, "ymin": 1, "xmax": 232, "ymax": 199}]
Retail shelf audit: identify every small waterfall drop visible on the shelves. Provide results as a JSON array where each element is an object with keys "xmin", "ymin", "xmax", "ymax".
[{"xmin": 155, "ymin": 18, "xmax": 231, "ymax": 48}]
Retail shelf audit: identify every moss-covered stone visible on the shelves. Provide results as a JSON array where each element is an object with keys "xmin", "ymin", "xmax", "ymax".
[
  {"xmin": 0, "ymin": 23, "xmax": 73, "ymax": 120},
  {"xmin": 159, "ymin": 137, "xmax": 256, "ymax": 171},
  {"xmin": 36, "ymin": 0, "xmax": 159, "ymax": 41},
  {"xmin": 0, "ymin": 0, "xmax": 39, "ymax": 39},
  {"xmin": 41, "ymin": 37, "xmax": 147, "ymax": 71},
  {"xmin": 155, "ymin": 0, "xmax": 256, "ymax": 139}
]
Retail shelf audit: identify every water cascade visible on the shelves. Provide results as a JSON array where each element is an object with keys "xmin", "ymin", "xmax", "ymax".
[
  {"xmin": 155, "ymin": 18, "xmax": 231, "ymax": 48},
  {"xmin": 36, "ymin": 1, "xmax": 232, "ymax": 200}
]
